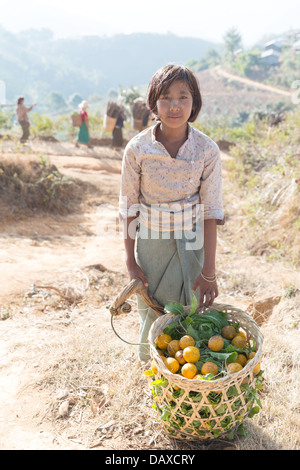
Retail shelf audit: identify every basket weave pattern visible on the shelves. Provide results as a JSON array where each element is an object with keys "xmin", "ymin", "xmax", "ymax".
[{"xmin": 148, "ymin": 305, "xmax": 264, "ymax": 440}]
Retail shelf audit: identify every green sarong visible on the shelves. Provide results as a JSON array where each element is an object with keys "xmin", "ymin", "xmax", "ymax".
[
  {"xmin": 77, "ymin": 121, "xmax": 90, "ymax": 143},
  {"xmin": 135, "ymin": 224, "xmax": 204, "ymax": 362}
]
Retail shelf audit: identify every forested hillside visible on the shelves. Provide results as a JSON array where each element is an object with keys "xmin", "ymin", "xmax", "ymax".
[{"xmin": 0, "ymin": 26, "xmax": 221, "ymax": 107}]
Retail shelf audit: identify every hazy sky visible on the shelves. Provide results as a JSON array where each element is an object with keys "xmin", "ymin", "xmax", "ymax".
[{"xmin": 1, "ymin": 0, "xmax": 299, "ymax": 46}]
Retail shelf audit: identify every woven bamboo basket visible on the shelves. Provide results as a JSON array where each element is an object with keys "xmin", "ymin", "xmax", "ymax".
[
  {"xmin": 148, "ymin": 306, "xmax": 263, "ymax": 440},
  {"xmin": 104, "ymin": 114, "xmax": 117, "ymax": 132},
  {"xmin": 109, "ymin": 278, "xmax": 264, "ymax": 440},
  {"xmin": 71, "ymin": 113, "xmax": 82, "ymax": 127},
  {"xmin": 133, "ymin": 118, "xmax": 143, "ymax": 131}
]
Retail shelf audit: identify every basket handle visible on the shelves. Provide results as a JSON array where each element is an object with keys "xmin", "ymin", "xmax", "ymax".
[{"xmin": 109, "ymin": 277, "xmax": 165, "ymax": 317}]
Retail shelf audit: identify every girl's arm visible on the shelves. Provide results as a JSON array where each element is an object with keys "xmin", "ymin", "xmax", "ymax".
[
  {"xmin": 193, "ymin": 219, "xmax": 218, "ymax": 307},
  {"xmin": 123, "ymin": 216, "xmax": 148, "ymax": 286}
]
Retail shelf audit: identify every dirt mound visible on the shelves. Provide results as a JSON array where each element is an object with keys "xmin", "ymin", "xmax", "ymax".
[{"xmin": 0, "ymin": 155, "xmax": 86, "ymax": 215}]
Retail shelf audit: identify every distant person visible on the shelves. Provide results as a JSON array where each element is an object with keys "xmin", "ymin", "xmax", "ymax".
[
  {"xmin": 16, "ymin": 97, "xmax": 36, "ymax": 143},
  {"xmin": 76, "ymin": 101, "xmax": 93, "ymax": 149},
  {"xmin": 112, "ymin": 106, "xmax": 126, "ymax": 147}
]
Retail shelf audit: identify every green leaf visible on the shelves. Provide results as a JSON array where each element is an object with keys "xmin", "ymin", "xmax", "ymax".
[
  {"xmin": 164, "ymin": 302, "xmax": 185, "ymax": 316},
  {"xmin": 225, "ymin": 430, "xmax": 235, "ymax": 440},
  {"xmin": 223, "ymin": 344, "xmax": 251, "ymax": 355},
  {"xmin": 215, "ymin": 404, "xmax": 227, "ymax": 416},
  {"xmin": 151, "ymin": 378, "xmax": 169, "ymax": 388},
  {"xmin": 189, "ymin": 391, "xmax": 203, "ymax": 402},
  {"xmin": 159, "ymin": 405, "xmax": 171, "ymax": 422},
  {"xmin": 201, "ymin": 373, "xmax": 216, "ymax": 381},
  {"xmin": 248, "ymin": 406, "xmax": 260, "ymax": 418},
  {"xmin": 197, "ymin": 323, "xmax": 216, "ymax": 339},
  {"xmin": 186, "ymin": 324, "xmax": 200, "ymax": 341},
  {"xmin": 196, "ymin": 311, "xmax": 229, "ymax": 329},
  {"xmin": 237, "ymin": 423, "xmax": 249, "ymax": 437},
  {"xmin": 189, "ymin": 293, "xmax": 198, "ymax": 315},
  {"xmin": 163, "ymin": 320, "xmax": 185, "ymax": 339},
  {"xmin": 208, "ymin": 350, "xmax": 238, "ymax": 363},
  {"xmin": 227, "ymin": 386, "xmax": 239, "ymax": 398},
  {"xmin": 143, "ymin": 369, "xmax": 155, "ymax": 377}
]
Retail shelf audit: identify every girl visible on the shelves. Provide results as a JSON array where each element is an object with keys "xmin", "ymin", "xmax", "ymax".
[
  {"xmin": 76, "ymin": 101, "xmax": 92, "ymax": 148},
  {"xmin": 119, "ymin": 64, "xmax": 224, "ymax": 361}
]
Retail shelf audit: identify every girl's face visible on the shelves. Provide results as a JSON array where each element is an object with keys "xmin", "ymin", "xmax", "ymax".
[{"xmin": 156, "ymin": 80, "xmax": 193, "ymax": 131}]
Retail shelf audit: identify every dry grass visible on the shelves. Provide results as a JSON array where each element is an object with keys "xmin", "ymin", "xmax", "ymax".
[{"xmin": 33, "ymin": 305, "xmax": 170, "ymax": 450}]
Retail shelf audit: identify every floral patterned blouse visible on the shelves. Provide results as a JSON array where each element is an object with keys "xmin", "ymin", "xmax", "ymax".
[{"xmin": 119, "ymin": 122, "xmax": 224, "ymax": 231}]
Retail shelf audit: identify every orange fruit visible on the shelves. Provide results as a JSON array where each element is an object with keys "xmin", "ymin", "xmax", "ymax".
[
  {"xmin": 179, "ymin": 335, "xmax": 195, "ymax": 349},
  {"xmin": 248, "ymin": 351, "xmax": 256, "ymax": 360},
  {"xmin": 156, "ymin": 349, "xmax": 165, "ymax": 357},
  {"xmin": 236, "ymin": 354, "xmax": 247, "ymax": 367},
  {"xmin": 182, "ymin": 346, "xmax": 200, "ymax": 363},
  {"xmin": 221, "ymin": 325, "xmax": 237, "ymax": 340},
  {"xmin": 253, "ymin": 363, "xmax": 261, "ymax": 376},
  {"xmin": 231, "ymin": 335, "xmax": 247, "ymax": 349},
  {"xmin": 181, "ymin": 363, "xmax": 197, "ymax": 379},
  {"xmin": 194, "ymin": 374, "xmax": 204, "ymax": 380},
  {"xmin": 167, "ymin": 340, "xmax": 181, "ymax": 357},
  {"xmin": 208, "ymin": 335, "xmax": 224, "ymax": 352},
  {"xmin": 227, "ymin": 362, "xmax": 243, "ymax": 374},
  {"xmin": 156, "ymin": 334, "xmax": 172, "ymax": 350},
  {"xmin": 201, "ymin": 361, "xmax": 219, "ymax": 376},
  {"xmin": 164, "ymin": 357, "xmax": 180, "ymax": 374},
  {"xmin": 174, "ymin": 349, "xmax": 186, "ymax": 365},
  {"xmin": 238, "ymin": 330, "xmax": 247, "ymax": 339}
]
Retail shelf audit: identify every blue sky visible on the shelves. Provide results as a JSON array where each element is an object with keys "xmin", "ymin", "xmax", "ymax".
[{"xmin": 1, "ymin": 0, "xmax": 299, "ymax": 46}]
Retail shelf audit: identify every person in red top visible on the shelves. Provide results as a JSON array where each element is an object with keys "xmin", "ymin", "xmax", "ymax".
[{"xmin": 75, "ymin": 101, "xmax": 93, "ymax": 149}]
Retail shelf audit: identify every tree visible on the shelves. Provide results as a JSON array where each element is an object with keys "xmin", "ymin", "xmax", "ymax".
[
  {"xmin": 88, "ymin": 93, "xmax": 103, "ymax": 103},
  {"xmin": 107, "ymin": 88, "xmax": 118, "ymax": 100},
  {"xmin": 119, "ymin": 86, "xmax": 141, "ymax": 107},
  {"xmin": 186, "ymin": 48, "xmax": 221, "ymax": 72},
  {"xmin": 69, "ymin": 93, "xmax": 83, "ymax": 109},
  {"xmin": 233, "ymin": 49, "xmax": 262, "ymax": 77},
  {"xmin": 223, "ymin": 27, "xmax": 243, "ymax": 61},
  {"xmin": 44, "ymin": 91, "xmax": 68, "ymax": 112}
]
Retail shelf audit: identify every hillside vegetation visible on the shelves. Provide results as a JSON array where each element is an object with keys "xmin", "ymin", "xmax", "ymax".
[
  {"xmin": 207, "ymin": 107, "xmax": 300, "ymax": 267},
  {"xmin": 0, "ymin": 25, "xmax": 220, "ymax": 107},
  {"xmin": 188, "ymin": 27, "xmax": 300, "ymax": 92}
]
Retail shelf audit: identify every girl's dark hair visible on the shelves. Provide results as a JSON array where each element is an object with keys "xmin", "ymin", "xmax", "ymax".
[
  {"xmin": 147, "ymin": 64, "xmax": 202, "ymax": 122},
  {"xmin": 17, "ymin": 97, "xmax": 24, "ymax": 105}
]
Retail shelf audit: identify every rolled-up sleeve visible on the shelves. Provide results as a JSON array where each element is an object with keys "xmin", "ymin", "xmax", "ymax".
[
  {"xmin": 119, "ymin": 145, "xmax": 141, "ymax": 219},
  {"xmin": 200, "ymin": 141, "xmax": 225, "ymax": 225}
]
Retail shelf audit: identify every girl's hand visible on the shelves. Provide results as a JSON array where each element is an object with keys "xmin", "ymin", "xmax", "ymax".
[
  {"xmin": 193, "ymin": 275, "xmax": 218, "ymax": 308},
  {"xmin": 127, "ymin": 261, "xmax": 148, "ymax": 288}
]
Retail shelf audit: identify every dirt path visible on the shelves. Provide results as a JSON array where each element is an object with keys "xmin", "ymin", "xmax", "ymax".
[
  {"xmin": 0, "ymin": 140, "xmax": 299, "ymax": 450},
  {"xmin": 213, "ymin": 66, "xmax": 292, "ymax": 97}
]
